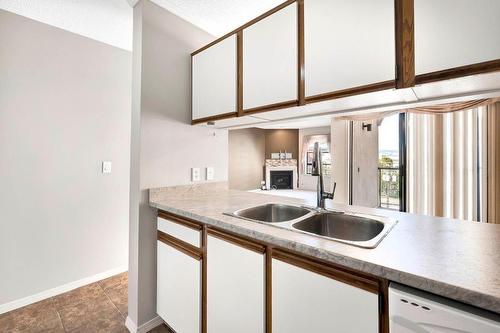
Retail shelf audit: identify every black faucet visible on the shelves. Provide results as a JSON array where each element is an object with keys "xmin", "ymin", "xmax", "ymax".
[{"xmin": 311, "ymin": 142, "xmax": 336, "ymax": 209}]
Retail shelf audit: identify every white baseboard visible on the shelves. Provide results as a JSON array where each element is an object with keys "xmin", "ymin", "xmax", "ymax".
[
  {"xmin": 0, "ymin": 266, "xmax": 128, "ymax": 315},
  {"xmin": 125, "ymin": 315, "xmax": 164, "ymax": 333}
]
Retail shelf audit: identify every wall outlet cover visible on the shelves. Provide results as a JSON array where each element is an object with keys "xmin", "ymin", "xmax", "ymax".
[
  {"xmin": 206, "ymin": 167, "xmax": 214, "ymax": 180},
  {"xmin": 192, "ymin": 167, "xmax": 201, "ymax": 181},
  {"xmin": 102, "ymin": 161, "xmax": 112, "ymax": 174}
]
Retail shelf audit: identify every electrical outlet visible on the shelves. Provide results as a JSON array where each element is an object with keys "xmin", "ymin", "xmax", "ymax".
[
  {"xmin": 206, "ymin": 167, "xmax": 214, "ymax": 180},
  {"xmin": 102, "ymin": 161, "xmax": 112, "ymax": 174},
  {"xmin": 192, "ymin": 167, "xmax": 201, "ymax": 181}
]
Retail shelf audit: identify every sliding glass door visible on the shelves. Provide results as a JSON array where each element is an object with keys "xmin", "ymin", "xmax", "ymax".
[{"xmin": 377, "ymin": 113, "xmax": 406, "ymax": 212}]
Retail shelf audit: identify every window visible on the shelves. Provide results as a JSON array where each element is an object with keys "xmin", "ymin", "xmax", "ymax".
[
  {"xmin": 378, "ymin": 113, "xmax": 403, "ymax": 210},
  {"xmin": 303, "ymin": 135, "xmax": 331, "ymax": 176}
]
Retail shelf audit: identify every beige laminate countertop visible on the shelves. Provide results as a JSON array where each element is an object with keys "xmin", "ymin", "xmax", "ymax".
[{"xmin": 149, "ymin": 182, "xmax": 500, "ymax": 314}]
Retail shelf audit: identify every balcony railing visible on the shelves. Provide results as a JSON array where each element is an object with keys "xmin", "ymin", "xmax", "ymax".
[{"xmin": 378, "ymin": 167, "xmax": 400, "ymax": 210}]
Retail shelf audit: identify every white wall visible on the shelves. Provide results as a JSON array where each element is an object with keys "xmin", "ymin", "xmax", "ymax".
[
  {"xmin": 0, "ymin": 10, "xmax": 131, "ymax": 310},
  {"xmin": 298, "ymin": 126, "xmax": 331, "ymax": 191},
  {"xmin": 229, "ymin": 128, "xmax": 266, "ymax": 191},
  {"xmin": 128, "ymin": 0, "xmax": 228, "ymax": 327},
  {"xmin": 331, "ymin": 120, "xmax": 349, "ymax": 204},
  {"xmin": 352, "ymin": 120, "xmax": 379, "ymax": 207}
]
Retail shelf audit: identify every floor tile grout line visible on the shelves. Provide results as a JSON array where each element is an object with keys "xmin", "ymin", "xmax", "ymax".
[
  {"xmin": 51, "ymin": 297, "xmax": 69, "ymax": 333},
  {"xmin": 98, "ymin": 281, "xmax": 127, "ymax": 321}
]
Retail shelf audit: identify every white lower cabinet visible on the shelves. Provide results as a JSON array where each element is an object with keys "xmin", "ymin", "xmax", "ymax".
[
  {"xmin": 157, "ymin": 241, "xmax": 201, "ymax": 333},
  {"xmin": 156, "ymin": 212, "xmax": 380, "ymax": 333},
  {"xmin": 207, "ymin": 234, "xmax": 265, "ymax": 333},
  {"xmin": 272, "ymin": 258, "xmax": 379, "ymax": 333}
]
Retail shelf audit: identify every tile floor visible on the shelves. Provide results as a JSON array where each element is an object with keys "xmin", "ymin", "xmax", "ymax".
[{"xmin": 0, "ymin": 272, "xmax": 171, "ymax": 333}]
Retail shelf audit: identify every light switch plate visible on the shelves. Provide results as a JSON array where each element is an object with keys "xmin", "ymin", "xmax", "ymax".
[
  {"xmin": 102, "ymin": 161, "xmax": 112, "ymax": 174},
  {"xmin": 192, "ymin": 167, "xmax": 201, "ymax": 181},
  {"xmin": 206, "ymin": 167, "xmax": 214, "ymax": 180}
]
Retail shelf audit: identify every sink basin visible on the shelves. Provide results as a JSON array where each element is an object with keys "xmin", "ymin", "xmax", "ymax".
[
  {"xmin": 292, "ymin": 213, "xmax": 384, "ymax": 241},
  {"xmin": 292, "ymin": 212, "xmax": 394, "ymax": 248},
  {"xmin": 226, "ymin": 203, "xmax": 396, "ymax": 248},
  {"xmin": 230, "ymin": 204, "xmax": 312, "ymax": 223}
]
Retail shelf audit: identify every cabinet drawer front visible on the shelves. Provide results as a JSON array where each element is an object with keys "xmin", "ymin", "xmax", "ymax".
[
  {"xmin": 157, "ymin": 216, "xmax": 201, "ymax": 248},
  {"xmin": 157, "ymin": 241, "xmax": 201, "ymax": 333},
  {"xmin": 207, "ymin": 235, "xmax": 265, "ymax": 333},
  {"xmin": 272, "ymin": 258, "xmax": 378, "ymax": 333}
]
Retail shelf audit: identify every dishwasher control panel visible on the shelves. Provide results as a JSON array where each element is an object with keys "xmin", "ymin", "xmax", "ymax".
[{"xmin": 389, "ymin": 283, "xmax": 500, "ymax": 332}]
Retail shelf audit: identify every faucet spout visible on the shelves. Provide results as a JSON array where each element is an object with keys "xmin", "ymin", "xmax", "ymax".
[{"xmin": 312, "ymin": 142, "xmax": 335, "ymax": 209}]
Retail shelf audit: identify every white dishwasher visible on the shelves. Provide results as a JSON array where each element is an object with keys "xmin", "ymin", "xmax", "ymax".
[{"xmin": 389, "ymin": 283, "xmax": 500, "ymax": 332}]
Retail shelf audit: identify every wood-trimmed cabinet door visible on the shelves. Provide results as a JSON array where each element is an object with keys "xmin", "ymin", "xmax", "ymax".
[
  {"xmin": 192, "ymin": 35, "xmax": 237, "ymax": 121},
  {"xmin": 304, "ymin": 0, "xmax": 395, "ymax": 97},
  {"xmin": 272, "ymin": 258, "xmax": 379, "ymax": 333},
  {"xmin": 414, "ymin": 0, "xmax": 500, "ymax": 75},
  {"xmin": 157, "ymin": 240, "xmax": 201, "ymax": 333},
  {"xmin": 242, "ymin": 2, "xmax": 298, "ymax": 111},
  {"xmin": 207, "ymin": 234, "xmax": 265, "ymax": 333}
]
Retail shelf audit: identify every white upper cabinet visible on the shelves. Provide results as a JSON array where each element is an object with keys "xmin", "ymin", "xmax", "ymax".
[
  {"xmin": 304, "ymin": 0, "xmax": 395, "ymax": 97},
  {"xmin": 415, "ymin": 0, "xmax": 500, "ymax": 75},
  {"xmin": 243, "ymin": 3, "xmax": 297, "ymax": 110},
  {"xmin": 192, "ymin": 35, "xmax": 237, "ymax": 120}
]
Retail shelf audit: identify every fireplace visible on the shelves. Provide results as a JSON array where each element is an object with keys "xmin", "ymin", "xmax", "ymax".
[{"xmin": 270, "ymin": 170, "xmax": 293, "ymax": 189}]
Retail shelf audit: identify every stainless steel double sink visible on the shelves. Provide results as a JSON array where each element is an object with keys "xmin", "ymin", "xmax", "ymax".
[{"xmin": 225, "ymin": 203, "xmax": 397, "ymax": 248}]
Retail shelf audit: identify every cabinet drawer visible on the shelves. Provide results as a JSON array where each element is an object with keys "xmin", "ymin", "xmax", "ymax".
[{"xmin": 157, "ymin": 216, "xmax": 201, "ymax": 248}]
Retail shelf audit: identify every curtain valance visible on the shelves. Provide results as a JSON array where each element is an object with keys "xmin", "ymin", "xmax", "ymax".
[{"xmin": 332, "ymin": 98, "xmax": 500, "ymax": 122}]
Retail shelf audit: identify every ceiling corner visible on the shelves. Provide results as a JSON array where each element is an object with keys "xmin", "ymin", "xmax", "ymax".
[{"xmin": 127, "ymin": 0, "xmax": 141, "ymax": 8}]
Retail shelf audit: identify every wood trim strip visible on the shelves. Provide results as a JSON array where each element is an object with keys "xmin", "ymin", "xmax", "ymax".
[
  {"xmin": 207, "ymin": 228, "xmax": 266, "ymax": 254},
  {"xmin": 191, "ymin": 112, "xmax": 238, "ymax": 125},
  {"xmin": 304, "ymin": 80, "xmax": 395, "ymax": 104},
  {"xmin": 379, "ymin": 279, "xmax": 390, "ymax": 333},
  {"xmin": 243, "ymin": 100, "xmax": 298, "ymax": 115},
  {"xmin": 201, "ymin": 225, "xmax": 207, "ymax": 333},
  {"xmin": 157, "ymin": 230, "xmax": 203, "ymax": 261},
  {"xmin": 158, "ymin": 210, "xmax": 202, "ymax": 231},
  {"xmin": 297, "ymin": 0, "xmax": 305, "ymax": 105},
  {"xmin": 272, "ymin": 249, "xmax": 379, "ymax": 294},
  {"xmin": 415, "ymin": 59, "xmax": 500, "ymax": 85},
  {"xmin": 265, "ymin": 246, "xmax": 273, "ymax": 333},
  {"xmin": 395, "ymin": 0, "xmax": 415, "ymax": 88},
  {"xmin": 191, "ymin": 0, "xmax": 297, "ymax": 56},
  {"xmin": 237, "ymin": 31, "xmax": 244, "ymax": 117}
]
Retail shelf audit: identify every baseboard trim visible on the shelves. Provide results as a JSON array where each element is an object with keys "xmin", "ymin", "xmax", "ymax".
[
  {"xmin": 125, "ymin": 315, "xmax": 164, "ymax": 333},
  {"xmin": 0, "ymin": 266, "xmax": 128, "ymax": 315}
]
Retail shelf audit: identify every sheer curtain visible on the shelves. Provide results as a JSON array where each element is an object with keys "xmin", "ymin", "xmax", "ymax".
[
  {"xmin": 487, "ymin": 103, "xmax": 500, "ymax": 224},
  {"xmin": 407, "ymin": 108, "xmax": 488, "ymax": 222}
]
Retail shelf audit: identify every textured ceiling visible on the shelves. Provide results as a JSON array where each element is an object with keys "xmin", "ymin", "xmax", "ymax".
[
  {"xmin": 0, "ymin": 0, "xmax": 286, "ymax": 51},
  {"xmin": 0, "ymin": 0, "xmax": 132, "ymax": 50},
  {"xmin": 150, "ymin": 0, "xmax": 285, "ymax": 37}
]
